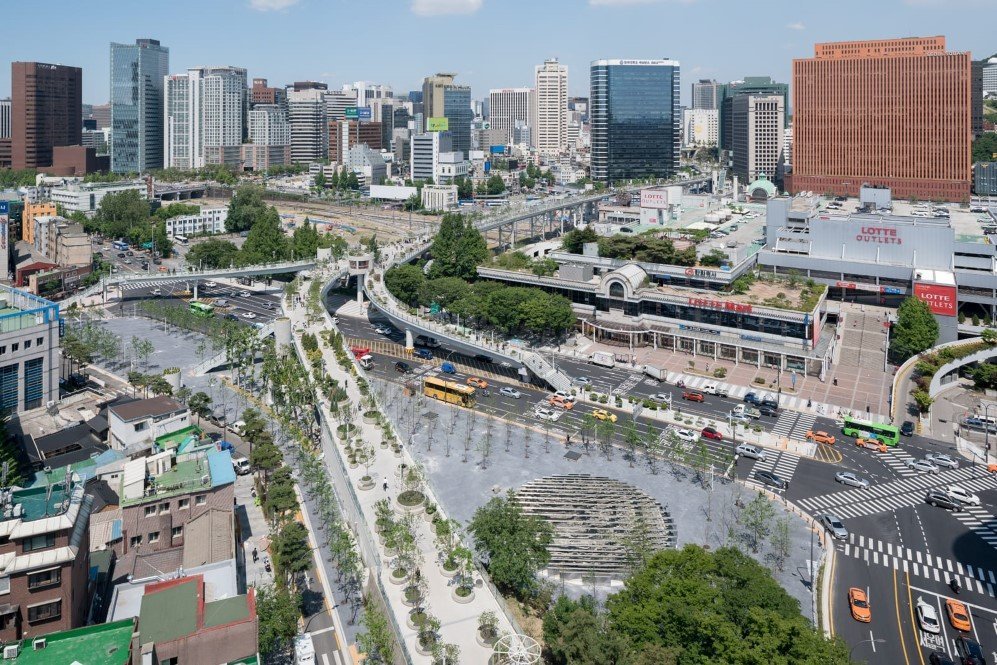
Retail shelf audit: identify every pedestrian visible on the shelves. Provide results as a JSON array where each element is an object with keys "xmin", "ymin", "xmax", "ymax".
[
  {"xmin": 807, "ymin": 399, "xmax": 812, "ymax": 408},
  {"xmin": 383, "ymin": 481, "xmax": 388, "ymax": 491},
  {"xmin": 866, "ymin": 404, "xmax": 871, "ymax": 414},
  {"xmin": 833, "ymin": 377, "xmax": 838, "ymax": 386}
]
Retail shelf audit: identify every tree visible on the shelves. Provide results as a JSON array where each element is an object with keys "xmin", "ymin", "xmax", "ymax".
[
  {"xmin": 771, "ymin": 517, "xmax": 792, "ymax": 572},
  {"xmin": 561, "ymin": 226, "xmax": 599, "ymax": 254},
  {"xmin": 429, "ymin": 212, "xmax": 488, "ymax": 280},
  {"xmin": 699, "ymin": 249, "xmax": 729, "ymax": 267},
  {"xmin": 467, "ymin": 491, "xmax": 553, "ymax": 596},
  {"xmin": 313, "ymin": 171, "xmax": 327, "ymax": 190},
  {"xmin": 543, "ymin": 595, "xmax": 625, "ymax": 665},
  {"xmin": 148, "ymin": 375, "xmax": 173, "ymax": 396},
  {"xmin": 241, "ymin": 206, "xmax": 290, "ymax": 264},
  {"xmin": 741, "ymin": 492, "xmax": 776, "ymax": 552},
  {"xmin": 891, "ymin": 297, "xmax": 940, "ymax": 362},
  {"xmin": 95, "ymin": 189, "xmax": 151, "ymax": 240},
  {"xmin": 186, "ymin": 238, "xmax": 240, "ymax": 269},
  {"xmin": 486, "ymin": 174, "xmax": 506, "ymax": 195},
  {"xmin": 272, "ymin": 520, "xmax": 312, "ymax": 580},
  {"xmin": 972, "ymin": 132, "xmax": 997, "ymax": 162},
  {"xmin": 384, "ymin": 265, "xmax": 426, "ymax": 306},
  {"xmin": 357, "ymin": 604, "xmax": 394, "ymax": 664},
  {"xmin": 256, "ymin": 584, "xmax": 301, "ymax": 656},
  {"xmin": 454, "ymin": 176, "xmax": 474, "ymax": 200},
  {"xmin": 152, "ymin": 221, "xmax": 174, "ymax": 258},
  {"xmin": 225, "ymin": 185, "xmax": 268, "ymax": 233},
  {"xmin": 291, "ymin": 220, "xmax": 320, "ymax": 259},
  {"xmin": 981, "ymin": 327, "xmax": 997, "ymax": 345},
  {"xmin": 188, "ymin": 391, "xmax": 212, "ymax": 424}
]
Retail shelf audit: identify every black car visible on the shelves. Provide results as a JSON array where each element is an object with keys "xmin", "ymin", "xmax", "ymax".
[
  {"xmin": 925, "ymin": 490, "xmax": 964, "ymax": 511},
  {"xmin": 394, "ymin": 361, "xmax": 412, "ymax": 373},
  {"xmin": 474, "ymin": 354, "xmax": 493, "ymax": 364},
  {"xmin": 755, "ymin": 470, "xmax": 788, "ymax": 490},
  {"xmin": 758, "ymin": 405, "xmax": 779, "ymax": 417},
  {"xmin": 117, "ymin": 252, "xmax": 126, "ymax": 258},
  {"xmin": 901, "ymin": 421, "xmax": 915, "ymax": 437},
  {"xmin": 760, "ymin": 397, "xmax": 779, "ymax": 409},
  {"xmin": 930, "ymin": 652, "xmax": 956, "ymax": 665},
  {"xmin": 225, "ymin": 313, "xmax": 239, "ymax": 321},
  {"xmin": 955, "ymin": 636, "xmax": 987, "ymax": 665}
]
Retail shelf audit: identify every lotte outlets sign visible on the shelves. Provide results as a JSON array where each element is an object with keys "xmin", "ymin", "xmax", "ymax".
[{"xmin": 914, "ymin": 283, "xmax": 957, "ymax": 317}]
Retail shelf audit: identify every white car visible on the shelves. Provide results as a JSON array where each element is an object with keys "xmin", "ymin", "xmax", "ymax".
[
  {"xmin": 915, "ymin": 597, "xmax": 941, "ymax": 634},
  {"xmin": 672, "ymin": 428, "xmax": 699, "ymax": 443},
  {"xmin": 499, "ymin": 387, "xmax": 522, "ymax": 399},
  {"xmin": 573, "ymin": 377, "xmax": 592, "ymax": 386},
  {"xmin": 905, "ymin": 458, "xmax": 939, "ymax": 474},
  {"xmin": 214, "ymin": 299, "xmax": 229, "ymax": 306},
  {"xmin": 925, "ymin": 453, "xmax": 958, "ymax": 469},
  {"xmin": 735, "ymin": 444, "xmax": 766, "ymax": 460},
  {"xmin": 946, "ymin": 485, "xmax": 981, "ymax": 506},
  {"xmin": 242, "ymin": 311, "xmax": 257, "ymax": 319},
  {"xmin": 204, "ymin": 281, "xmax": 217, "ymax": 287},
  {"xmin": 553, "ymin": 390, "xmax": 576, "ymax": 402},
  {"xmin": 652, "ymin": 393, "xmax": 672, "ymax": 402},
  {"xmin": 729, "ymin": 411, "xmax": 752, "ymax": 424},
  {"xmin": 374, "ymin": 326, "xmax": 392, "ymax": 335},
  {"xmin": 150, "ymin": 288, "xmax": 162, "ymax": 296},
  {"xmin": 834, "ymin": 471, "xmax": 869, "ymax": 488},
  {"xmin": 239, "ymin": 290, "xmax": 251, "ymax": 297},
  {"xmin": 534, "ymin": 408, "xmax": 560, "ymax": 422}
]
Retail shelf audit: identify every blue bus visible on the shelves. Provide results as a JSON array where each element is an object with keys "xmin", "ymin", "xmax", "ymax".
[{"xmin": 112, "ymin": 240, "xmax": 129, "ymax": 251}]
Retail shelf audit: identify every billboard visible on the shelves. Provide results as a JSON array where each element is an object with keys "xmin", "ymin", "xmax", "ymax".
[
  {"xmin": 427, "ymin": 117, "xmax": 449, "ymax": 132},
  {"xmin": 0, "ymin": 201, "xmax": 7, "ymax": 252},
  {"xmin": 914, "ymin": 282, "xmax": 957, "ymax": 317},
  {"xmin": 640, "ymin": 189, "xmax": 669, "ymax": 210},
  {"xmin": 357, "ymin": 107, "xmax": 372, "ymax": 120},
  {"xmin": 345, "ymin": 107, "xmax": 359, "ymax": 119},
  {"xmin": 489, "ymin": 145, "xmax": 506, "ymax": 154}
]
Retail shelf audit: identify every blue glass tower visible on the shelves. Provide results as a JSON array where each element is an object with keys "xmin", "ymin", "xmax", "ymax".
[
  {"xmin": 590, "ymin": 59, "xmax": 680, "ymax": 183},
  {"xmin": 110, "ymin": 38, "xmax": 169, "ymax": 173}
]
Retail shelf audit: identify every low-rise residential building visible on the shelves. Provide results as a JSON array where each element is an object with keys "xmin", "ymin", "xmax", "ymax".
[
  {"xmin": 44, "ymin": 220, "xmax": 90, "ymax": 267},
  {"xmin": 107, "ymin": 396, "xmax": 190, "ymax": 450},
  {"xmin": 0, "ymin": 285, "xmax": 61, "ymax": 413},
  {"xmin": 421, "ymin": 184, "xmax": 458, "ymax": 211},
  {"xmin": 436, "ymin": 151, "xmax": 469, "ymax": 184},
  {"xmin": 20, "ymin": 201, "xmax": 56, "ymax": 244},
  {"xmin": 0, "ymin": 479, "xmax": 93, "ymax": 641},
  {"xmin": 49, "ymin": 180, "xmax": 146, "ymax": 217},
  {"xmin": 162, "ymin": 207, "xmax": 228, "ymax": 238},
  {"xmin": 1, "ymin": 618, "xmax": 134, "ymax": 664},
  {"xmin": 344, "ymin": 145, "xmax": 386, "ymax": 187}
]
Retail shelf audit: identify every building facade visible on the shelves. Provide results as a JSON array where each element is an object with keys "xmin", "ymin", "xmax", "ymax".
[
  {"xmin": 717, "ymin": 76, "xmax": 789, "ymax": 154},
  {"xmin": 982, "ymin": 55, "xmax": 997, "ymax": 96},
  {"xmin": 422, "ymin": 74, "xmax": 471, "ymax": 157},
  {"xmin": 21, "ymin": 201, "xmax": 57, "ymax": 243},
  {"xmin": 110, "ymin": 39, "xmax": 169, "ymax": 173},
  {"xmin": 421, "ymin": 184, "xmax": 458, "ymax": 211},
  {"xmin": 0, "ymin": 285, "xmax": 61, "ymax": 414},
  {"xmin": 49, "ymin": 180, "xmax": 146, "ymax": 217},
  {"xmin": 682, "ymin": 109, "xmax": 718, "ymax": 148},
  {"xmin": 534, "ymin": 59, "xmax": 568, "ymax": 156},
  {"xmin": 10, "ymin": 63, "xmax": 83, "ymax": 170},
  {"xmin": 329, "ymin": 120, "xmax": 382, "ymax": 164},
  {"xmin": 250, "ymin": 78, "xmax": 286, "ymax": 108},
  {"xmin": 0, "ymin": 99, "xmax": 10, "ymax": 140},
  {"xmin": 691, "ymin": 79, "xmax": 720, "ymax": 110},
  {"xmin": 410, "ymin": 131, "xmax": 450, "ymax": 182},
  {"xmin": 731, "ymin": 94, "xmax": 785, "ymax": 184},
  {"xmin": 974, "ymin": 162, "xmax": 997, "ymax": 196},
  {"xmin": 590, "ymin": 59, "xmax": 681, "ymax": 183},
  {"xmin": 324, "ymin": 89, "xmax": 356, "ymax": 121},
  {"xmin": 488, "ymin": 88, "xmax": 533, "ymax": 147},
  {"xmin": 107, "ymin": 396, "xmax": 190, "ymax": 450},
  {"xmin": 163, "ymin": 207, "xmax": 227, "ymax": 237},
  {"xmin": 287, "ymin": 88, "xmax": 328, "ymax": 163},
  {"xmin": 788, "ymin": 36, "xmax": 972, "ymax": 202},
  {"xmin": 165, "ymin": 67, "xmax": 246, "ymax": 169}
]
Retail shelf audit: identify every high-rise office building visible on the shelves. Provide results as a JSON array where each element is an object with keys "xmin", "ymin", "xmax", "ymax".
[
  {"xmin": 691, "ymin": 79, "xmax": 720, "ymax": 110},
  {"xmin": 165, "ymin": 66, "xmax": 247, "ymax": 169},
  {"xmin": 248, "ymin": 104, "xmax": 291, "ymax": 146},
  {"xmin": 489, "ymin": 88, "xmax": 533, "ymax": 146},
  {"xmin": 589, "ymin": 59, "xmax": 680, "ymax": 183},
  {"xmin": 0, "ymin": 99, "xmax": 10, "ymax": 140},
  {"xmin": 717, "ymin": 76, "xmax": 788, "ymax": 153},
  {"xmin": 534, "ymin": 58, "xmax": 568, "ymax": 155},
  {"xmin": 329, "ymin": 120, "xmax": 382, "ymax": 163},
  {"xmin": 789, "ymin": 36, "xmax": 971, "ymax": 201},
  {"xmin": 345, "ymin": 81, "xmax": 392, "ymax": 110},
  {"xmin": 92, "ymin": 103, "xmax": 111, "ymax": 129},
  {"xmin": 251, "ymin": 78, "xmax": 286, "ymax": 107},
  {"xmin": 10, "ymin": 62, "xmax": 82, "ymax": 170},
  {"xmin": 982, "ymin": 55, "xmax": 997, "ymax": 96},
  {"xmin": 730, "ymin": 94, "xmax": 785, "ymax": 184},
  {"xmin": 287, "ymin": 88, "xmax": 328, "ymax": 163},
  {"xmin": 325, "ymin": 90, "xmax": 357, "ymax": 121},
  {"xmin": 110, "ymin": 38, "xmax": 169, "ymax": 173},
  {"xmin": 422, "ymin": 73, "xmax": 471, "ymax": 157}
]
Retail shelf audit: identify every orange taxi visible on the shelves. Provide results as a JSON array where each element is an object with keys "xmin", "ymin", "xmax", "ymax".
[
  {"xmin": 848, "ymin": 587, "xmax": 871, "ymax": 623},
  {"xmin": 855, "ymin": 438, "xmax": 887, "ymax": 453},
  {"xmin": 946, "ymin": 599, "xmax": 972, "ymax": 632},
  {"xmin": 466, "ymin": 377, "xmax": 488, "ymax": 389},
  {"xmin": 806, "ymin": 430, "xmax": 836, "ymax": 445},
  {"xmin": 548, "ymin": 395, "xmax": 575, "ymax": 410}
]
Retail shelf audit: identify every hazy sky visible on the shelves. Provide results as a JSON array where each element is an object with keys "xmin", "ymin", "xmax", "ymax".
[{"xmin": 1, "ymin": 0, "xmax": 993, "ymax": 106}]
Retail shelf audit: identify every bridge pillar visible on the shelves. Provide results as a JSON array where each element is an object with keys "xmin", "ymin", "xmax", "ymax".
[
  {"xmin": 356, "ymin": 273, "xmax": 364, "ymax": 306},
  {"xmin": 193, "ymin": 282, "xmax": 199, "ymax": 301},
  {"xmin": 405, "ymin": 329, "xmax": 414, "ymax": 351},
  {"xmin": 102, "ymin": 281, "xmax": 108, "ymax": 303}
]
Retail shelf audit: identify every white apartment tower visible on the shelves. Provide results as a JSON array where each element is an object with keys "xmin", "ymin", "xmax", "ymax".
[
  {"xmin": 682, "ymin": 109, "xmax": 718, "ymax": 148},
  {"xmin": 489, "ymin": 88, "xmax": 533, "ymax": 146},
  {"xmin": 533, "ymin": 58, "xmax": 568, "ymax": 155},
  {"xmin": 731, "ymin": 94, "xmax": 785, "ymax": 184},
  {"xmin": 288, "ymin": 88, "xmax": 328, "ymax": 163},
  {"xmin": 164, "ymin": 66, "xmax": 247, "ymax": 168},
  {"xmin": 164, "ymin": 74, "xmax": 197, "ymax": 168},
  {"xmin": 249, "ymin": 104, "xmax": 291, "ymax": 146}
]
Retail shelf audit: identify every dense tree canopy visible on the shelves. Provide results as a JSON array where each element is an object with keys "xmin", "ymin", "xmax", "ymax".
[
  {"xmin": 428, "ymin": 212, "xmax": 489, "ymax": 279},
  {"xmin": 225, "ymin": 185, "xmax": 269, "ymax": 233},
  {"xmin": 467, "ymin": 492, "xmax": 553, "ymax": 596},
  {"xmin": 890, "ymin": 297, "xmax": 939, "ymax": 362},
  {"xmin": 240, "ymin": 207, "xmax": 290, "ymax": 264},
  {"xmin": 186, "ymin": 239, "xmax": 241, "ymax": 269},
  {"xmin": 972, "ymin": 133, "xmax": 997, "ymax": 163},
  {"xmin": 598, "ymin": 233, "xmax": 697, "ymax": 266},
  {"xmin": 543, "ymin": 546, "xmax": 849, "ymax": 665},
  {"xmin": 384, "ymin": 264, "xmax": 426, "ymax": 307},
  {"xmin": 561, "ymin": 227, "xmax": 600, "ymax": 254}
]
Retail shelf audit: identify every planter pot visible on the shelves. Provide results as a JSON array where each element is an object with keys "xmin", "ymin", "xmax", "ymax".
[
  {"xmin": 388, "ymin": 568, "xmax": 408, "ymax": 585},
  {"xmin": 406, "ymin": 612, "xmax": 427, "ymax": 631},
  {"xmin": 402, "ymin": 587, "xmax": 423, "ymax": 608},
  {"xmin": 380, "ymin": 440, "xmax": 390, "ymax": 449},
  {"xmin": 397, "ymin": 491, "xmax": 425, "ymax": 514},
  {"xmin": 476, "ymin": 629, "xmax": 498, "ymax": 648},
  {"xmin": 415, "ymin": 636, "xmax": 437, "ymax": 657},
  {"xmin": 392, "ymin": 447, "xmax": 402, "ymax": 458},
  {"xmin": 348, "ymin": 460, "xmax": 359, "ymax": 469},
  {"xmin": 423, "ymin": 509, "xmax": 437, "ymax": 523},
  {"xmin": 358, "ymin": 476, "xmax": 375, "ymax": 491},
  {"xmin": 451, "ymin": 586, "xmax": 475, "ymax": 604},
  {"xmin": 439, "ymin": 562, "xmax": 458, "ymax": 579},
  {"xmin": 383, "ymin": 545, "xmax": 397, "ymax": 558},
  {"xmin": 363, "ymin": 414, "xmax": 379, "ymax": 425}
]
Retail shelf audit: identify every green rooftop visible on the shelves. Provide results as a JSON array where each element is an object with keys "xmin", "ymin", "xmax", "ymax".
[
  {"xmin": 204, "ymin": 596, "xmax": 251, "ymax": 628},
  {"xmin": 138, "ymin": 579, "xmax": 199, "ymax": 645},
  {"xmin": 120, "ymin": 456, "xmax": 213, "ymax": 507},
  {"xmin": 8, "ymin": 618, "xmax": 134, "ymax": 664},
  {"xmin": 11, "ymin": 483, "xmax": 72, "ymax": 521},
  {"xmin": 227, "ymin": 656, "xmax": 260, "ymax": 665},
  {"xmin": 155, "ymin": 425, "xmax": 203, "ymax": 453}
]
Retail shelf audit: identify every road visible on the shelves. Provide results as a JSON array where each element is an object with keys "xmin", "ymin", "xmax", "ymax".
[
  {"xmin": 110, "ymin": 276, "xmax": 283, "ymax": 327},
  {"xmin": 335, "ymin": 298, "xmax": 997, "ymax": 664}
]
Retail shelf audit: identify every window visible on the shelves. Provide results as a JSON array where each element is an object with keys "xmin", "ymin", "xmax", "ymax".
[
  {"xmin": 0, "ymin": 576, "xmax": 9, "ymax": 594},
  {"xmin": 23, "ymin": 358, "xmax": 43, "ymax": 411},
  {"xmin": 27, "ymin": 569, "xmax": 61, "ymax": 590},
  {"xmin": 23, "ymin": 534, "xmax": 55, "ymax": 553},
  {"xmin": 172, "ymin": 526, "xmax": 183, "ymax": 539},
  {"xmin": 178, "ymin": 498, "xmax": 189, "ymax": 510},
  {"xmin": 23, "ymin": 340, "xmax": 30, "ymax": 349},
  {"xmin": 134, "ymin": 422, "xmax": 148, "ymax": 432},
  {"xmin": 148, "ymin": 532, "xmax": 160, "ymax": 544},
  {"xmin": 159, "ymin": 502, "xmax": 170, "ymax": 514},
  {"xmin": 144, "ymin": 506, "xmax": 156, "ymax": 517},
  {"xmin": 10, "ymin": 344, "xmax": 17, "ymax": 352},
  {"xmin": 195, "ymin": 495, "xmax": 206, "ymax": 506},
  {"xmin": 0, "ymin": 347, "xmax": 5, "ymax": 355},
  {"xmin": 36, "ymin": 338, "xmax": 43, "ymax": 347},
  {"xmin": 27, "ymin": 600, "xmax": 61, "ymax": 623},
  {"xmin": 129, "ymin": 535, "xmax": 142, "ymax": 548}
]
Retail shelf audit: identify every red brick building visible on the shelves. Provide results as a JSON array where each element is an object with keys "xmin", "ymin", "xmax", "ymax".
[
  {"xmin": 329, "ymin": 119, "xmax": 382, "ymax": 163},
  {"xmin": 11, "ymin": 62, "xmax": 82, "ymax": 170},
  {"xmin": 787, "ymin": 36, "xmax": 972, "ymax": 202}
]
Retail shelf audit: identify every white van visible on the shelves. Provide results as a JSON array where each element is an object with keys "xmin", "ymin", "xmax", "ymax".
[{"xmin": 232, "ymin": 456, "xmax": 252, "ymax": 475}]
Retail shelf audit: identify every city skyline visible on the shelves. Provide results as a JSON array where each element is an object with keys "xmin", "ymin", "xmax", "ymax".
[{"xmin": 0, "ymin": 0, "xmax": 993, "ymax": 107}]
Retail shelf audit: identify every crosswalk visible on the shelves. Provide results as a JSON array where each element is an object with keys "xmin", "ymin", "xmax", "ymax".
[
  {"xmin": 747, "ymin": 450, "xmax": 801, "ymax": 490},
  {"xmin": 796, "ymin": 465, "xmax": 997, "ymax": 519},
  {"xmin": 837, "ymin": 533, "xmax": 997, "ymax": 598},
  {"xmin": 880, "ymin": 448, "xmax": 920, "ymax": 478},
  {"xmin": 771, "ymin": 411, "xmax": 817, "ymax": 441},
  {"xmin": 120, "ymin": 278, "xmax": 188, "ymax": 291},
  {"xmin": 952, "ymin": 506, "xmax": 997, "ymax": 548}
]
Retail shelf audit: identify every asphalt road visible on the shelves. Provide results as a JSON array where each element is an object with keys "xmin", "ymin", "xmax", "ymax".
[
  {"xmin": 111, "ymin": 277, "xmax": 283, "ymax": 327},
  {"xmin": 334, "ymin": 302, "xmax": 997, "ymax": 665}
]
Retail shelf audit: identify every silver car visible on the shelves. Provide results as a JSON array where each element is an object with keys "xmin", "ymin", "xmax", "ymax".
[
  {"xmin": 925, "ymin": 453, "xmax": 958, "ymax": 469},
  {"xmin": 499, "ymin": 387, "xmax": 522, "ymax": 399},
  {"xmin": 820, "ymin": 514, "xmax": 848, "ymax": 540},
  {"xmin": 834, "ymin": 471, "xmax": 870, "ymax": 488},
  {"xmin": 735, "ymin": 444, "xmax": 766, "ymax": 460},
  {"xmin": 905, "ymin": 458, "xmax": 939, "ymax": 474}
]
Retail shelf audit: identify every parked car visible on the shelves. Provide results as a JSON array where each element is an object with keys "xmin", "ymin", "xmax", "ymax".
[
  {"xmin": 755, "ymin": 470, "xmax": 788, "ymax": 490},
  {"xmin": 907, "ymin": 458, "xmax": 940, "ymax": 474},
  {"xmin": 700, "ymin": 427, "xmax": 723, "ymax": 441},
  {"xmin": 735, "ymin": 444, "xmax": 765, "ymax": 460},
  {"xmin": 916, "ymin": 597, "xmax": 941, "ymax": 634},
  {"xmin": 848, "ymin": 587, "xmax": 872, "ymax": 623},
  {"xmin": 394, "ymin": 361, "xmax": 412, "ymax": 374},
  {"xmin": 499, "ymin": 387, "xmax": 522, "ymax": 399},
  {"xmin": 954, "ymin": 636, "xmax": 987, "ymax": 665},
  {"xmin": 925, "ymin": 453, "xmax": 959, "ymax": 469},
  {"xmin": 820, "ymin": 513, "xmax": 848, "ymax": 540},
  {"xmin": 901, "ymin": 420, "xmax": 915, "ymax": 437},
  {"xmin": 232, "ymin": 456, "xmax": 252, "ymax": 475},
  {"xmin": 834, "ymin": 471, "xmax": 869, "ymax": 488},
  {"xmin": 413, "ymin": 348, "xmax": 434, "ymax": 360},
  {"xmin": 925, "ymin": 490, "xmax": 964, "ymax": 511}
]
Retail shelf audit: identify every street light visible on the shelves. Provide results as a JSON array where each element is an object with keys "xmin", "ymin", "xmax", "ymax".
[{"xmin": 848, "ymin": 637, "xmax": 885, "ymax": 661}]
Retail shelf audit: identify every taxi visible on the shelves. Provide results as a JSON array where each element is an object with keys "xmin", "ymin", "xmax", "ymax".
[
  {"xmin": 946, "ymin": 599, "xmax": 972, "ymax": 632},
  {"xmin": 466, "ymin": 377, "xmax": 488, "ymax": 389},
  {"xmin": 806, "ymin": 430, "xmax": 836, "ymax": 445},
  {"xmin": 592, "ymin": 408, "xmax": 618, "ymax": 423},
  {"xmin": 848, "ymin": 587, "xmax": 871, "ymax": 623}
]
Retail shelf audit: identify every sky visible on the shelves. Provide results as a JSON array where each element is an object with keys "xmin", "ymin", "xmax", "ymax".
[{"xmin": 0, "ymin": 0, "xmax": 994, "ymax": 107}]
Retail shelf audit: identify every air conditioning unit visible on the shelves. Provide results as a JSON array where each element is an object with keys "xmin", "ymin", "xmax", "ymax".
[
  {"xmin": 32, "ymin": 637, "xmax": 45, "ymax": 650},
  {"xmin": 3, "ymin": 644, "xmax": 20, "ymax": 659}
]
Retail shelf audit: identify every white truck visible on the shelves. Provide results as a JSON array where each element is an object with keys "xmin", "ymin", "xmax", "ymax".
[
  {"xmin": 590, "ymin": 351, "xmax": 616, "ymax": 368},
  {"xmin": 732, "ymin": 404, "xmax": 761, "ymax": 420},
  {"xmin": 642, "ymin": 364, "xmax": 666, "ymax": 382},
  {"xmin": 701, "ymin": 382, "xmax": 729, "ymax": 398}
]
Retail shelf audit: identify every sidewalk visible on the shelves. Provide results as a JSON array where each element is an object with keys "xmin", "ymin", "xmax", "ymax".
[{"xmin": 288, "ymin": 261, "xmax": 516, "ymax": 662}]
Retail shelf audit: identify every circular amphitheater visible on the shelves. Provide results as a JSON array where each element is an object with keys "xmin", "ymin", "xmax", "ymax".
[{"xmin": 514, "ymin": 474, "xmax": 676, "ymax": 583}]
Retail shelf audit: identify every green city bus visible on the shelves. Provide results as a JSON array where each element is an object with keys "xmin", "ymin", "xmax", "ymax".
[
  {"xmin": 841, "ymin": 416, "xmax": 900, "ymax": 446},
  {"xmin": 189, "ymin": 301, "xmax": 215, "ymax": 318}
]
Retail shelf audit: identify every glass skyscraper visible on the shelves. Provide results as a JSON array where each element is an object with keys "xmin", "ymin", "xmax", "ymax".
[
  {"xmin": 442, "ymin": 86, "xmax": 472, "ymax": 158},
  {"xmin": 590, "ymin": 59, "xmax": 680, "ymax": 183},
  {"xmin": 110, "ymin": 38, "xmax": 169, "ymax": 173}
]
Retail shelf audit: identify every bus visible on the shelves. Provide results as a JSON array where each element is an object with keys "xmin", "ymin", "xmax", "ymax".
[
  {"xmin": 842, "ymin": 417, "xmax": 900, "ymax": 446},
  {"xmin": 423, "ymin": 376, "xmax": 476, "ymax": 407},
  {"xmin": 112, "ymin": 240, "xmax": 129, "ymax": 251},
  {"xmin": 189, "ymin": 301, "xmax": 215, "ymax": 318},
  {"xmin": 174, "ymin": 235, "xmax": 189, "ymax": 245}
]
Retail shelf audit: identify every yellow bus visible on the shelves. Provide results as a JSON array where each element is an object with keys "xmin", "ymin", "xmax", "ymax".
[{"xmin": 423, "ymin": 376, "xmax": 476, "ymax": 407}]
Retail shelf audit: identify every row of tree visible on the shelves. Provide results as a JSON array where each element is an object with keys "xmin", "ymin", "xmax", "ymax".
[
  {"xmin": 80, "ymin": 190, "xmax": 174, "ymax": 258},
  {"xmin": 562, "ymin": 226, "xmax": 697, "ymax": 266}
]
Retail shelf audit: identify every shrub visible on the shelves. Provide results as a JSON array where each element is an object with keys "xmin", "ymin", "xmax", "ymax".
[
  {"xmin": 753, "ymin": 377, "xmax": 765, "ymax": 385},
  {"xmin": 713, "ymin": 367, "xmax": 727, "ymax": 378}
]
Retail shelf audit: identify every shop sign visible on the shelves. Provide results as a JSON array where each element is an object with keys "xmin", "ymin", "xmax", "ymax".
[
  {"xmin": 684, "ymin": 268, "xmax": 718, "ymax": 279},
  {"xmin": 855, "ymin": 226, "xmax": 902, "ymax": 245},
  {"xmin": 688, "ymin": 297, "xmax": 752, "ymax": 313},
  {"xmin": 881, "ymin": 286, "xmax": 904, "ymax": 295},
  {"xmin": 914, "ymin": 282, "xmax": 957, "ymax": 317},
  {"xmin": 836, "ymin": 281, "xmax": 856, "ymax": 289}
]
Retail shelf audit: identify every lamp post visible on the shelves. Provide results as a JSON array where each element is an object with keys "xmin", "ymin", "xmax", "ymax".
[{"xmin": 848, "ymin": 637, "xmax": 885, "ymax": 661}]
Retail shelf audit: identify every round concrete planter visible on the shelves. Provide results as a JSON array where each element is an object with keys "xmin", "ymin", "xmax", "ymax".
[
  {"xmin": 397, "ymin": 491, "xmax": 425, "ymax": 514},
  {"xmin": 402, "ymin": 586, "xmax": 423, "ymax": 607},
  {"xmin": 358, "ymin": 476, "xmax": 375, "ymax": 491},
  {"xmin": 439, "ymin": 562, "xmax": 458, "ymax": 579},
  {"xmin": 415, "ymin": 636, "xmax": 437, "ymax": 657},
  {"xmin": 363, "ymin": 412, "xmax": 380, "ymax": 425},
  {"xmin": 406, "ymin": 610, "xmax": 427, "ymax": 632},
  {"xmin": 451, "ymin": 586, "xmax": 475, "ymax": 604},
  {"xmin": 423, "ymin": 508, "xmax": 437, "ymax": 523},
  {"xmin": 382, "ymin": 545, "xmax": 397, "ymax": 558},
  {"xmin": 392, "ymin": 446, "xmax": 402, "ymax": 458},
  {"xmin": 476, "ymin": 629, "xmax": 499, "ymax": 648},
  {"xmin": 388, "ymin": 568, "xmax": 409, "ymax": 585}
]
